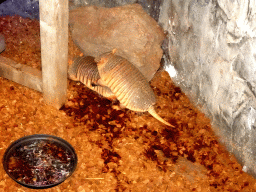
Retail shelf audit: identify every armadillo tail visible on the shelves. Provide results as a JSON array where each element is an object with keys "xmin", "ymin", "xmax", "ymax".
[{"xmin": 148, "ymin": 106, "xmax": 175, "ymax": 127}]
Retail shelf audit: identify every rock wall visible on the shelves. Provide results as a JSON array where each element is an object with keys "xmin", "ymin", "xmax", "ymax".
[{"xmin": 160, "ymin": 0, "xmax": 256, "ymax": 177}]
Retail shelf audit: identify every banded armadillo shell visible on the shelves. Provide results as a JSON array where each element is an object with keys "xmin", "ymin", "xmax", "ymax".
[
  {"xmin": 96, "ymin": 50, "xmax": 173, "ymax": 127},
  {"xmin": 68, "ymin": 56, "xmax": 115, "ymax": 99},
  {"xmin": 96, "ymin": 51, "xmax": 156, "ymax": 112}
]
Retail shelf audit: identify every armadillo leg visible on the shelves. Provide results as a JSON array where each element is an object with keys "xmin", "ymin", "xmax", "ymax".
[{"xmin": 148, "ymin": 106, "xmax": 174, "ymax": 127}]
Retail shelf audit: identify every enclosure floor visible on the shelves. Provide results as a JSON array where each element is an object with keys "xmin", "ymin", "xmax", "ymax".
[{"xmin": 1, "ymin": 15, "xmax": 256, "ymax": 192}]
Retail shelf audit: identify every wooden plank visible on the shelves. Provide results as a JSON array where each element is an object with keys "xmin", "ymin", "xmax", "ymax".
[
  {"xmin": 0, "ymin": 56, "xmax": 43, "ymax": 92},
  {"xmin": 39, "ymin": 0, "xmax": 69, "ymax": 109}
]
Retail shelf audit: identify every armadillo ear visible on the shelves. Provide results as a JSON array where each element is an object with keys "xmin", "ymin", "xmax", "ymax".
[
  {"xmin": 96, "ymin": 57, "xmax": 108, "ymax": 66},
  {"xmin": 112, "ymin": 48, "xmax": 117, "ymax": 54}
]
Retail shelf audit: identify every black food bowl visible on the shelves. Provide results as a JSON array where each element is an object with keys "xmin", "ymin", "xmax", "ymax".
[{"xmin": 3, "ymin": 134, "xmax": 77, "ymax": 189}]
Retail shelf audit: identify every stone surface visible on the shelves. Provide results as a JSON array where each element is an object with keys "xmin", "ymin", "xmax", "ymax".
[
  {"xmin": 160, "ymin": 0, "xmax": 256, "ymax": 177},
  {"xmin": 69, "ymin": 4, "xmax": 165, "ymax": 81}
]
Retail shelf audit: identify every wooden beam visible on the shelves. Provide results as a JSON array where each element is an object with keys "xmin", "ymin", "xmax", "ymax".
[
  {"xmin": 0, "ymin": 56, "xmax": 43, "ymax": 92},
  {"xmin": 39, "ymin": 0, "xmax": 69, "ymax": 109}
]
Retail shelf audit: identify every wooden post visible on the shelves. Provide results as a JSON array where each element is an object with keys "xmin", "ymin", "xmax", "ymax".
[{"xmin": 39, "ymin": 0, "xmax": 68, "ymax": 109}]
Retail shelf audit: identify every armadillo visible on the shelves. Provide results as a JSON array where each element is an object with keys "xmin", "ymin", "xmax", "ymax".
[
  {"xmin": 68, "ymin": 56, "xmax": 115, "ymax": 99},
  {"xmin": 95, "ymin": 49, "xmax": 174, "ymax": 127}
]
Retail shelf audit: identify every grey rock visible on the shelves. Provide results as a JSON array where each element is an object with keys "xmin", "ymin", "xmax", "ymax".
[{"xmin": 160, "ymin": 0, "xmax": 256, "ymax": 177}]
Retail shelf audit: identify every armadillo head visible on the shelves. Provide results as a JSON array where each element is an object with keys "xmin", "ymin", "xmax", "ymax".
[
  {"xmin": 95, "ymin": 49, "xmax": 120, "ymax": 78},
  {"xmin": 68, "ymin": 57, "xmax": 80, "ymax": 81},
  {"xmin": 95, "ymin": 49, "xmax": 117, "ymax": 65},
  {"xmin": 68, "ymin": 56, "xmax": 96, "ymax": 81}
]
